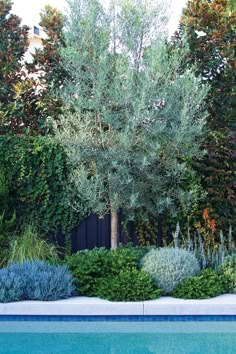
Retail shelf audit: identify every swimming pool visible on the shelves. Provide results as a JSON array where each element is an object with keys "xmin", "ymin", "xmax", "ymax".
[{"xmin": 0, "ymin": 316, "xmax": 235, "ymax": 354}]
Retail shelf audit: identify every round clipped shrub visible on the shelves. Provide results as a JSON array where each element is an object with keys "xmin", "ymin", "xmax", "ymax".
[
  {"xmin": 0, "ymin": 261, "xmax": 76, "ymax": 302},
  {"xmin": 66, "ymin": 246, "xmax": 147, "ymax": 296},
  {"xmin": 219, "ymin": 254, "xmax": 236, "ymax": 294},
  {"xmin": 108, "ymin": 246, "xmax": 147, "ymax": 274},
  {"xmin": 141, "ymin": 247, "xmax": 200, "ymax": 294},
  {"xmin": 66, "ymin": 248, "xmax": 111, "ymax": 296},
  {"xmin": 172, "ymin": 269, "xmax": 230, "ymax": 299},
  {"xmin": 96, "ymin": 269, "xmax": 162, "ymax": 301}
]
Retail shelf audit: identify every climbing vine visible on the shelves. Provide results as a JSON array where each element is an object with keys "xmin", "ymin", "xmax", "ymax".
[{"xmin": 0, "ymin": 135, "xmax": 81, "ymax": 238}]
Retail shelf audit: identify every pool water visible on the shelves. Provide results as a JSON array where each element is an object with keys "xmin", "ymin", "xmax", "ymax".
[{"xmin": 0, "ymin": 320, "xmax": 235, "ymax": 354}]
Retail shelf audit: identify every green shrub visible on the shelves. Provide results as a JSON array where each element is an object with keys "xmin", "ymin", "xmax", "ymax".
[
  {"xmin": 141, "ymin": 247, "xmax": 200, "ymax": 294},
  {"xmin": 66, "ymin": 245, "xmax": 150, "ymax": 296},
  {"xmin": 172, "ymin": 269, "xmax": 230, "ymax": 299},
  {"xmin": 96, "ymin": 269, "xmax": 162, "ymax": 301},
  {"xmin": 3, "ymin": 223, "xmax": 58, "ymax": 266},
  {"xmin": 66, "ymin": 248, "xmax": 111, "ymax": 296},
  {"xmin": 108, "ymin": 246, "xmax": 147, "ymax": 274},
  {"xmin": 219, "ymin": 254, "xmax": 236, "ymax": 294}
]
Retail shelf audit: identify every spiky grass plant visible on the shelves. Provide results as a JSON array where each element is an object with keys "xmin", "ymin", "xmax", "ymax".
[{"xmin": 3, "ymin": 223, "xmax": 58, "ymax": 266}]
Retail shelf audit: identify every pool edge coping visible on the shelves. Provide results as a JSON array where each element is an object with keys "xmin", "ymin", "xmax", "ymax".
[{"xmin": 0, "ymin": 294, "xmax": 236, "ymax": 316}]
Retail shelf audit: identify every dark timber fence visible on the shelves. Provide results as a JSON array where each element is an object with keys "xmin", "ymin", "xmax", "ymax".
[
  {"xmin": 54, "ymin": 211, "xmax": 168, "ymax": 253},
  {"xmin": 54, "ymin": 211, "xmax": 139, "ymax": 253}
]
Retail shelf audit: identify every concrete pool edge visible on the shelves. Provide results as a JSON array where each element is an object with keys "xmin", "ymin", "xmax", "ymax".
[{"xmin": 0, "ymin": 294, "xmax": 235, "ymax": 316}]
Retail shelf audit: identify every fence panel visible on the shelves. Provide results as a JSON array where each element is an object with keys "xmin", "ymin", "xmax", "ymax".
[{"xmin": 69, "ymin": 212, "xmax": 138, "ymax": 252}]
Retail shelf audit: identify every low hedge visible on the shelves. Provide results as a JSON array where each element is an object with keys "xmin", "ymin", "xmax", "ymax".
[
  {"xmin": 96, "ymin": 269, "xmax": 162, "ymax": 301},
  {"xmin": 171, "ymin": 269, "xmax": 230, "ymax": 299},
  {"xmin": 66, "ymin": 246, "xmax": 159, "ymax": 300}
]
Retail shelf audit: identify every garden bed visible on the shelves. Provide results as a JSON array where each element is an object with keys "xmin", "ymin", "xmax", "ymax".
[{"xmin": 0, "ymin": 295, "xmax": 235, "ymax": 316}]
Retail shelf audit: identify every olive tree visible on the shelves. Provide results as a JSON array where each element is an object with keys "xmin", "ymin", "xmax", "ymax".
[{"xmin": 55, "ymin": 0, "xmax": 208, "ymax": 248}]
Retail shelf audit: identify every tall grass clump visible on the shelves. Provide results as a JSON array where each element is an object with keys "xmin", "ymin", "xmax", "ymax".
[{"xmin": 4, "ymin": 223, "xmax": 58, "ymax": 266}]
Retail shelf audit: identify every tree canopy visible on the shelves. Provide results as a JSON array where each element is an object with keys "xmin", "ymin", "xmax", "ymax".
[{"xmin": 55, "ymin": 0, "xmax": 209, "ymax": 247}]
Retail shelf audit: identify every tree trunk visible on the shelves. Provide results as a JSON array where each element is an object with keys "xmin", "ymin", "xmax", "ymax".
[{"xmin": 111, "ymin": 210, "xmax": 118, "ymax": 249}]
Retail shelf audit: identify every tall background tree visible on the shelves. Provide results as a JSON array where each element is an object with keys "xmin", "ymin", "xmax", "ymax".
[
  {"xmin": 55, "ymin": 0, "xmax": 208, "ymax": 248},
  {"xmin": 174, "ymin": 0, "xmax": 236, "ymax": 231},
  {"xmin": 0, "ymin": 0, "xmax": 29, "ymax": 133},
  {"xmin": 27, "ymin": 5, "xmax": 66, "ymax": 131},
  {"xmin": 0, "ymin": 0, "xmax": 65, "ymax": 135}
]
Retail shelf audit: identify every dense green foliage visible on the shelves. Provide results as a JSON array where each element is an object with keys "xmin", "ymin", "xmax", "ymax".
[
  {"xmin": 66, "ymin": 248, "xmax": 111, "ymax": 295},
  {"xmin": 0, "ymin": 261, "xmax": 75, "ymax": 302},
  {"xmin": 141, "ymin": 247, "xmax": 200, "ymax": 294},
  {"xmin": 0, "ymin": 135, "xmax": 79, "ymax": 235},
  {"xmin": 176, "ymin": 0, "xmax": 236, "ymax": 228},
  {"xmin": 0, "ymin": 170, "xmax": 16, "ymax": 260},
  {"xmin": 0, "ymin": 171, "xmax": 8, "ymax": 213},
  {"xmin": 219, "ymin": 254, "xmax": 236, "ymax": 293},
  {"xmin": 66, "ymin": 245, "xmax": 150, "ymax": 296},
  {"xmin": 106, "ymin": 246, "xmax": 148, "ymax": 274},
  {"xmin": 3, "ymin": 223, "xmax": 58, "ymax": 266},
  {"xmin": 96, "ymin": 269, "xmax": 161, "ymax": 301},
  {"xmin": 172, "ymin": 269, "xmax": 230, "ymax": 299}
]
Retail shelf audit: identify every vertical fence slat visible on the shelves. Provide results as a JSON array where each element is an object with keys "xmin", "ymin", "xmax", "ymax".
[
  {"xmin": 86, "ymin": 214, "xmax": 98, "ymax": 249},
  {"xmin": 73, "ymin": 218, "xmax": 87, "ymax": 251}
]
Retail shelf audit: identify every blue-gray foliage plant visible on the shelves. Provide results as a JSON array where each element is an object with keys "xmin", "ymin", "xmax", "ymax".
[
  {"xmin": 141, "ymin": 247, "xmax": 200, "ymax": 294},
  {"xmin": 0, "ymin": 261, "xmax": 76, "ymax": 303},
  {"xmin": 0, "ymin": 269, "xmax": 24, "ymax": 303}
]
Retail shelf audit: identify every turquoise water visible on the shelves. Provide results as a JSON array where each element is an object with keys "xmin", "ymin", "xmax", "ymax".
[{"xmin": 0, "ymin": 321, "xmax": 235, "ymax": 353}]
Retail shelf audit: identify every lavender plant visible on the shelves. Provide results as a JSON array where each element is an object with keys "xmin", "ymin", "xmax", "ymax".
[{"xmin": 172, "ymin": 223, "xmax": 235, "ymax": 270}]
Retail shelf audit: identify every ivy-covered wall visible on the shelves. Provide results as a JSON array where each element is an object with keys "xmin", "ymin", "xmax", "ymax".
[{"xmin": 0, "ymin": 135, "xmax": 79, "ymax": 235}]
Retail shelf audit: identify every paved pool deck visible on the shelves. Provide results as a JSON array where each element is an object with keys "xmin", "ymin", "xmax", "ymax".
[{"xmin": 0, "ymin": 294, "xmax": 235, "ymax": 316}]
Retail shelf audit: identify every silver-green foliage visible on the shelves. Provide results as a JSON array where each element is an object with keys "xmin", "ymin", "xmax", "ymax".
[
  {"xmin": 219, "ymin": 254, "xmax": 236, "ymax": 294},
  {"xmin": 56, "ymin": 0, "xmax": 209, "ymax": 219},
  {"xmin": 141, "ymin": 247, "xmax": 200, "ymax": 294},
  {"xmin": 173, "ymin": 223, "xmax": 236, "ymax": 270}
]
